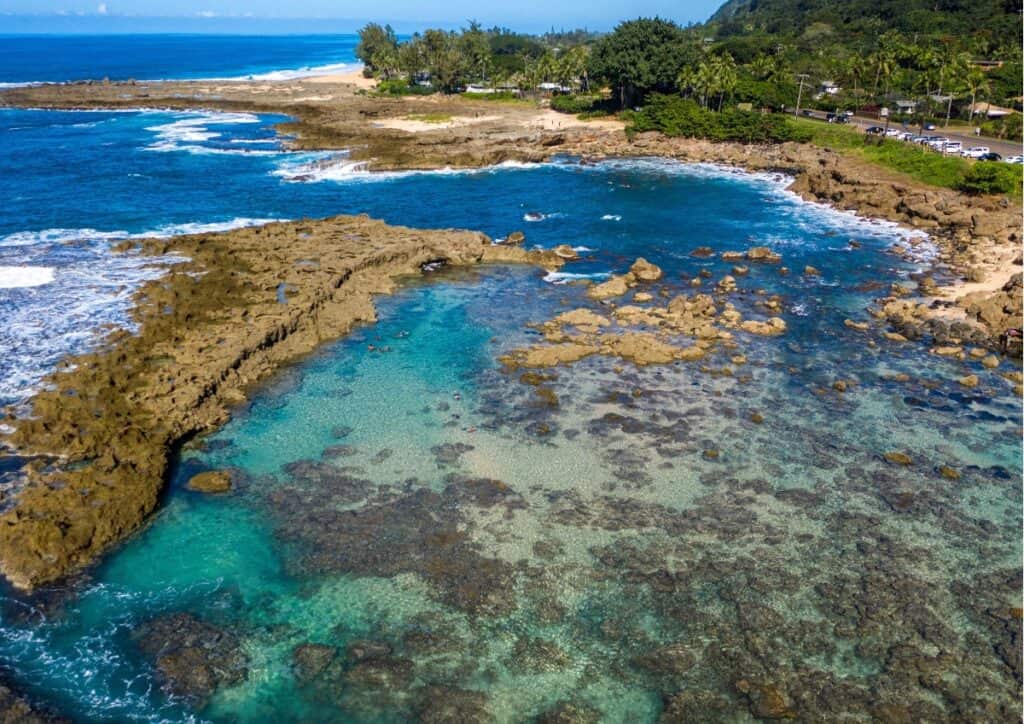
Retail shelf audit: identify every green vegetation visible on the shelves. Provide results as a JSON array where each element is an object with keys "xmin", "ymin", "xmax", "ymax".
[
  {"xmin": 709, "ymin": 0, "xmax": 1021, "ymax": 49},
  {"xmin": 630, "ymin": 95, "xmax": 813, "ymax": 143},
  {"xmin": 355, "ymin": 0, "xmax": 1022, "ymax": 127},
  {"xmin": 957, "ymin": 162, "xmax": 1024, "ymax": 196},
  {"xmin": 462, "ymin": 91, "xmax": 528, "ymax": 103},
  {"xmin": 981, "ymin": 113, "xmax": 1023, "ymax": 141},
  {"xmin": 798, "ymin": 118, "xmax": 968, "ymax": 185},
  {"xmin": 588, "ymin": 18, "xmax": 697, "ymax": 108},
  {"xmin": 356, "ymin": 22, "xmax": 593, "ymax": 96},
  {"xmin": 374, "ymin": 78, "xmax": 434, "ymax": 96},
  {"xmin": 550, "ymin": 93, "xmax": 612, "ymax": 116}
]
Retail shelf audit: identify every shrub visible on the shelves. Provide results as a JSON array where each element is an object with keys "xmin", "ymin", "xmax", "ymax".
[
  {"xmin": 551, "ymin": 94, "xmax": 608, "ymax": 115},
  {"xmin": 957, "ymin": 162, "xmax": 1024, "ymax": 196},
  {"xmin": 630, "ymin": 95, "xmax": 812, "ymax": 144},
  {"xmin": 462, "ymin": 91, "xmax": 523, "ymax": 102},
  {"xmin": 375, "ymin": 79, "xmax": 434, "ymax": 96}
]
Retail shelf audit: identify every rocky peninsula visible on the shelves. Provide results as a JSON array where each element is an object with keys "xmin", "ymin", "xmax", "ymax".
[{"xmin": 0, "ymin": 215, "xmax": 566, "ymax": 590}]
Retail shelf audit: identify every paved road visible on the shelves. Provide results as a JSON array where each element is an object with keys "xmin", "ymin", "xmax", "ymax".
[{"xmin": 803, "ymin": 113, "xmax": 1023, "ymax": 157}]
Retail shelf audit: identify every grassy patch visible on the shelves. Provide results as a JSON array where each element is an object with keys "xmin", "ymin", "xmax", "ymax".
[
  {"xmin": 462, "ymin": 91, "xmax": 531, "ymax": 104},
  {"xmin": 793, "ymin": 118, "xmax": 975, "ymax": 191}
]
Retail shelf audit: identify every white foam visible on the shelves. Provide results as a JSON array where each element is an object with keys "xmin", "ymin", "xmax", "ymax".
[
  {"xmin": 0, "ymin": 266, "xmax": 54, "ymax": 288},
  {"xmin": 543, "ymin": 271, "xmax": 611, "ymax": 284},
  {"xmin": 143, "ymin": 111, "xmax": 268, "ymax": 154},
  {"xmin": 0, "ymin": 217, "xmax": 286, "ymax": 404},
  {"xmin": 1, "ymin": 218, "xmax": 284, "ymax": 248},
  {"xmin": 272, "ymin": 155, "xmax": 552, "ymax": 184},
  {"xmin": 232, "ymin": 61, "xmax": 362, "ymax": 82}
]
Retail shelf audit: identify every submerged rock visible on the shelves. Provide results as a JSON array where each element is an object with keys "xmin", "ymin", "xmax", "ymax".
[
  {"xmin": 884, "ymin": 451, "xmax": 914, "ymax": 466},
  {"xmin": 292, "ymin": 643, "xmax": 337, "ymax": 684},
  {"xmin": 135, "ymin": 613, "xmax": 249, "ymax": 706}
]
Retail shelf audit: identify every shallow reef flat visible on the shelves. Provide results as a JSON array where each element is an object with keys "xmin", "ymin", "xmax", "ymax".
[{"xmin": 0, "ymin": 216, "xmax": 565, "ymax": 591}]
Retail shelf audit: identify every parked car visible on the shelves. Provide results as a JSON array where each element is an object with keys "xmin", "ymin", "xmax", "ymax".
[
  {"xmin": 801, "ymin": 109, "xmax": 816, "ymax": 118},
  {"xmin": 865, "ymin": 126, "xmax": 885, "ymax": 134},
  {"xmin": 942, "ymin": 141, "xmax": 963, "ymax": 154},
  {"xmin": 979, "ymin": 152, "xmax": 1002, "ymax": 161},
  {"xmin": 926, "ymin": 137, "xmax": 949, "ymax": 150},
  {"xmin": 897, "ymin": 131, "xmax": 914, "ymax": 141},
  {"xmin": 1005, "ymin": 155, "xmax": 1024, "ymax": 164},
  {"xmin": 924, "ymin": 123, "xmax": 937, "ymax": 130},
  {"xmin": 885, "ymin": 128, "xmax": 902, "ymax": 137},
  {"xmin": 826, "ymin": 112, "xmax": 849, "ymax": 124},
  {"xmin": 961, "ymin": 146, "xmax": 990, "ymax": 158}
]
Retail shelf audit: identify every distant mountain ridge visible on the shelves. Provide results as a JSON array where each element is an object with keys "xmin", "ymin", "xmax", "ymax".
[{"xmin": 707, "ymin": 0, "xmax": 1022, "ymax": 43}]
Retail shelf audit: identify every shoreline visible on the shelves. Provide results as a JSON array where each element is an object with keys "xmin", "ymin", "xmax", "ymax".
[
  {"xmin": 1, "ymin": 77, "xmax": 1019, "ymax": 337},
  {"xmin": 0, "ymin": 216, "xmax": 567, "ymax": 591},
  {"xmin": 0, "ymin": 79, "xmax": 1021, "ymax": 591}
]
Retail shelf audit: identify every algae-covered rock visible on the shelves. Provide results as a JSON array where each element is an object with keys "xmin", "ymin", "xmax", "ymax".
[
  {"xmin": 185, "ymin": 470, "xmax": 232, "ymax": 493},
  {"xmin": 136, "ymin": 613, "xmax": 249, "ymax": 707},
  {"xmin": 0, "ymin": 215, "xmax": 561, "ymax": 591}
]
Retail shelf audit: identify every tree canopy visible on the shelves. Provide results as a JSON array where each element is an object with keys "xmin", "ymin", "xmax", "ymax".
[{"xmin": 589, "ymin": 18, "xmax": 698, "ymax": 108}]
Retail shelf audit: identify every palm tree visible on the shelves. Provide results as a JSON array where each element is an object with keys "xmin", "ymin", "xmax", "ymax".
[
  {"xmin": 964, "ymin": 66, "xmax": 991, "ymax": 121},
  {"xmin": 713, "ymin": 54, "xmax": 738, "ymax": 111},
  {"xmin": 557, "ymin": 46, "xmax": 590, "ymax": 92}
]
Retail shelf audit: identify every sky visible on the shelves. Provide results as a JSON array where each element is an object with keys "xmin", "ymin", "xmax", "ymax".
[{"xmin": 0, "ymin": 0, "xmax": 726, "ymax": 33}]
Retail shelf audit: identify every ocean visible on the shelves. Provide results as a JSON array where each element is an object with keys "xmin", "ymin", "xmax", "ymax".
[
  {"xmin": 0, "ymin": 34, "xmax": 360, "ymax": 86},
  {"xmin": 0, "ymin": 36, "xmax": 1020, "ymax": 723}
]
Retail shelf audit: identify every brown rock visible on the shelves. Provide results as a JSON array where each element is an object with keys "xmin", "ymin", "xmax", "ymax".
[
  {"xmin": 185, "ymin": 471, "xmax": 232, "ymax": 493},
  {"xmin": 884, "ymin": 451, "xmax": 913, "ymax": 465},
  {"xmin": 745, "ymin": 246, "xmax": 782, "ymax": 263},
  {"xmin": 629, "ymin": 257, "xmax": 663, "ymax": 282},
  {"xmin": 957, "ymin": 374, "xmax": 979, "ymax": 388},
  {"xmin": 586, "ymin": 274, "xmax": 633, "ymax": 300}
]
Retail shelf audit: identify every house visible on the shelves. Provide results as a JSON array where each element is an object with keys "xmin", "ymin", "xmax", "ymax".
[
  {"xmin": 819, "ymin": 80, "xmax": 840, "ymax": 96},
  {"xmin": 894, "ymin": 100, "xmax": 917, "ymax": 113},
  {"xmin": 969, "ymin": 102, "xmax": 1015, "ymax": 118}
]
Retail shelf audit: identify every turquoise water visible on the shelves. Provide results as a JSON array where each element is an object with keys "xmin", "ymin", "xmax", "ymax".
[{"xmin": 0, "ymin": 108, "xmax": 1021, "ymax": 721}]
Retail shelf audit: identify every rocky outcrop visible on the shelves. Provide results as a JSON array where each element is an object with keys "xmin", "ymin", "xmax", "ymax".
[
  {"xmin": 0, "ymin": 216, "xmax": 566, "ymax": 591},
  {"xmin": 135, "ymin": 613, "xmax": 249, "ymax": 707}
]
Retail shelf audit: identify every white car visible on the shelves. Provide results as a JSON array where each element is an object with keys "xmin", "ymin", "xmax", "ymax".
[
  {"xmin": 927, "ymin": 137, "xmax": 949, "ymax": 150},
  {"xmin": 1005, "ymin": 155, "xmax": 1024, "ymax": 164},
  {"xmin": 961, "ymin": 146, "xmax": 990, "ymax": 158},
  {"xmin": 885, "ymin": 128, "xmax": 902, "ymax": 137},
  {"xmin": 942, "ymin": 141, "xmax": 963, "ymax": 154}
]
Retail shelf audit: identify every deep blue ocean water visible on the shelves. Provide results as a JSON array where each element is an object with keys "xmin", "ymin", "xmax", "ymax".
[
  {"xmin": 0, "ymin": 97, "xmax": 1020, "ymax": 720},
  {"xmin": 0, "ymin": 34, "xmax": 359, "ymax": 85}
]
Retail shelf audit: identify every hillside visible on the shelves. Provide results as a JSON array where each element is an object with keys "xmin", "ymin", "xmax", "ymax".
[{"xmin": 708, "ymin": 0, "xmax": 1022, "ymax": 46}]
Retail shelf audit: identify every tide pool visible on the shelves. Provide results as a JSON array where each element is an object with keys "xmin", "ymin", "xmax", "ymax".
[{"xmin": 0, "ymin": 107, "xmax": 1020, "ymax": 722}]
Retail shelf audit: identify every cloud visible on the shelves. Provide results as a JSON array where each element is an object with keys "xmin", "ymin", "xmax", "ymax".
[
  {"xmin": 96, "ymin": 2, "xmax": 107, "ymax": 14},
  {"xmin": 197, "ymin": 10, "xmax": 217, "ymax": 17}
]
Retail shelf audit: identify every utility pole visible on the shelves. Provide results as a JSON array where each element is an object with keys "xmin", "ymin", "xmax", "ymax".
[{"xmin": 795, "ymin": 73, "xmax": 810, "ymax": 116}]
